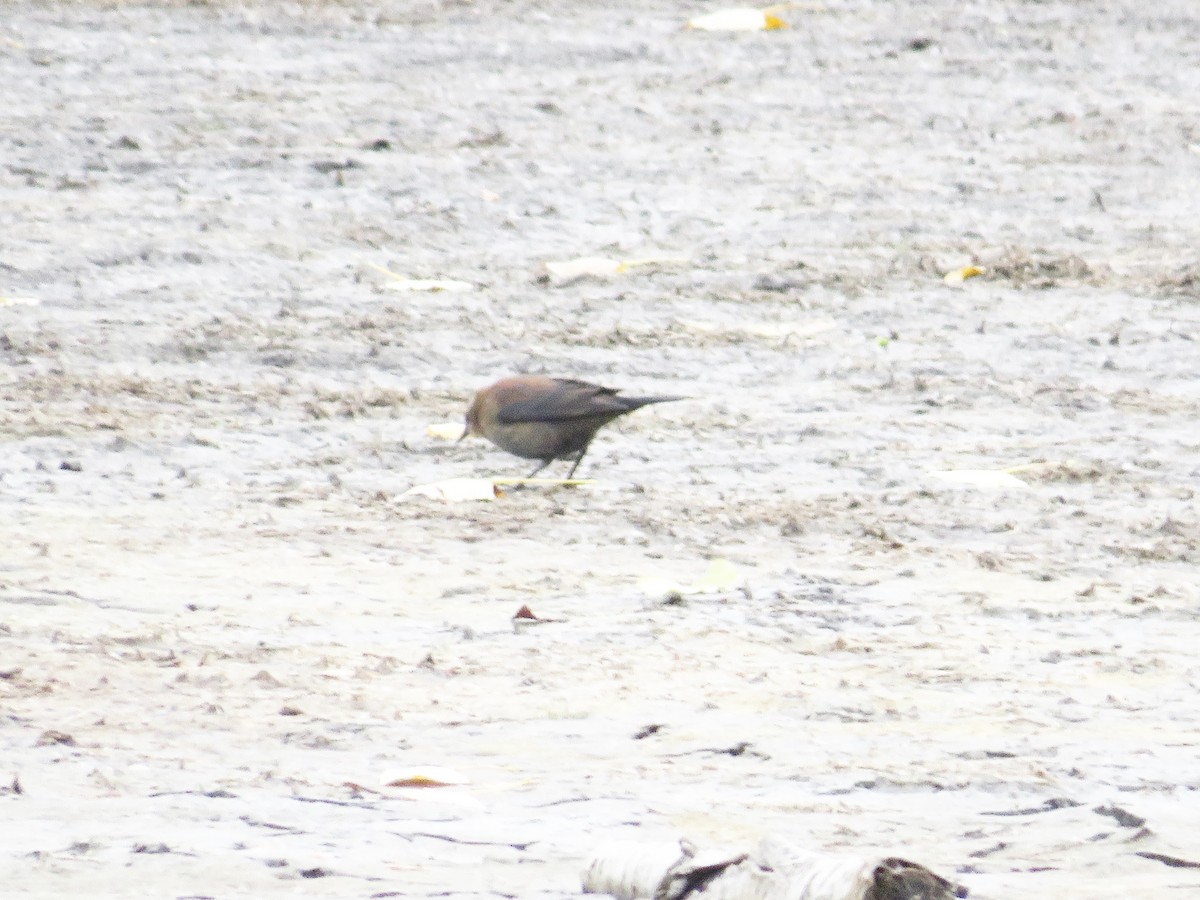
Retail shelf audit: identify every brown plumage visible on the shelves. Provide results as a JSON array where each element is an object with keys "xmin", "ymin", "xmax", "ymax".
[{"xmin": 461, "ymin": 376, "xmax": 683, "ymax": 478}]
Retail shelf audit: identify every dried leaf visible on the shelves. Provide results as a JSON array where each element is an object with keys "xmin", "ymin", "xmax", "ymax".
[
  {"xmin": 384, "ymin": 766, "xmax": 471, "ymax": 788},
  {"xmin": 943, "ymin": 265, "xmax": 986, "ymax": 285},
  {"xmin": 399, "ymin": 478, "xmax": 501, "ymax": 502},
  {"xmin": 426, "ymin": 421, "xmax": 466, "ymax": 440}
]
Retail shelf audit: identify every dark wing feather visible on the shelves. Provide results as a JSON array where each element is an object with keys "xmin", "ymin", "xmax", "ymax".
[{"xmin": 496, "ymin": 379, "xmax": 629, "ymax": 424}]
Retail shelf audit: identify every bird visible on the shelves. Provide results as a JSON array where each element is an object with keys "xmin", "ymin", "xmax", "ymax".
[{"xmin": 461, "ymin": 375, "xmax": 683, "ymax": 479}]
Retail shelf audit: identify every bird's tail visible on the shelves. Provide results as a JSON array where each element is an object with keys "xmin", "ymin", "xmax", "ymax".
[{"xmin": 623, "ymin": 395, "xmax": 686, "ymax": 411}]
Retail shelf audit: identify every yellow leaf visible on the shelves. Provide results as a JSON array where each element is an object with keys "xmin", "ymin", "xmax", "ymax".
[
  {"xmin": 942, "ymin": 265, "xmax": 986, "ymax": 285},
  {"xmin": 688, "ymin": 7, "xmax": 788, "ymax": 31},
  {"xmin": 384, "ymin": 766, "xmax": 471, "ymax": 788}
]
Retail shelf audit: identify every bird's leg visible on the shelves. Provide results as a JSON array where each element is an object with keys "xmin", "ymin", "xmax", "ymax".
[
  {"xmin": 524, "ymin": 458, "xmax": 553, "ymax": 480},
  {"xmin": 564, "ymin": 444, "xmax": 591, "ymax": 480}
]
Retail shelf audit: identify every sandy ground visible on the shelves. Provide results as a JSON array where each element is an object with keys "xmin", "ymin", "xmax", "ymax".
[{"xmin": 3, "ymin": 0, "xmax": 1200, "ymax": 897}]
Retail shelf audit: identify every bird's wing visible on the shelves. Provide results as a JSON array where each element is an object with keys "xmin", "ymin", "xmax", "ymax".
[{"xmin": 496, "ymin": 379, "xmax": 626, "ymax": 424}]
